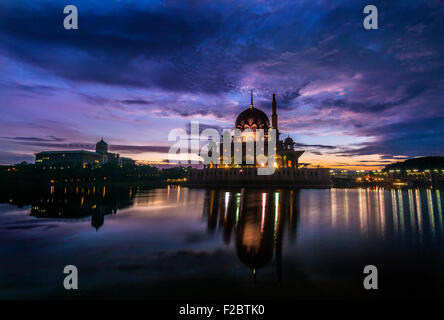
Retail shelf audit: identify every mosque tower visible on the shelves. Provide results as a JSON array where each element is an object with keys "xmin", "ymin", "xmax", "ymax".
[{"xmin": 272, "ymin": 93, "xmax": 278, "ymax": 129}]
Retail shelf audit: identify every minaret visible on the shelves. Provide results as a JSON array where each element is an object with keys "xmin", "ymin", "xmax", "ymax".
[
  {"xmin": 250, "ymin": 90, "xmax": 254, "ymax": 109},
  {"xmin": 272, "ymin": 93, "xmax": 278, "ymax": 129}
]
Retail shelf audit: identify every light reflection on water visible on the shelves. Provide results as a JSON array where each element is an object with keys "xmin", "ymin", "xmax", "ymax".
[
  {"xmin": 321, "ymin": 188, "xmax": 444, "ymax": 243},
  {"xmin": 1, "ymin": 186, "xmax": 444, "ymax": 299},
  {"xmin": 290, "ymin": 188, "xmax": 444, "ymax": 243}
]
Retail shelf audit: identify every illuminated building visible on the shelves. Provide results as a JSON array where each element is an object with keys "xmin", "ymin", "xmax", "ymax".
[
  {"xmin": 187, "ymin": 93, "xmax": 331, "ymax": 187},
  {"xmin": 35, "ymin": 138, "xmax": 135, "ymax": 167}
]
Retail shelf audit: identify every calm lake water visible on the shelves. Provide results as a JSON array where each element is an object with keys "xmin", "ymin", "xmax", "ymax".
[{"xmin": 1, "ymin": 185, "xmax": 444, "ymax": 299}]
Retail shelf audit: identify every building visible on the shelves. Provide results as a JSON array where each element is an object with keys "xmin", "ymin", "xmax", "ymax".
[
  {"xmin": 186, "ymin": 93, "xmax": 331, "ymax": 187},
  {"xmin": 210, "ymin": 92, "xmax": 304, "ymax": 169},
  {"xmin": 35, "ymin": 138, "xmax": 136, "ymax": 167}
]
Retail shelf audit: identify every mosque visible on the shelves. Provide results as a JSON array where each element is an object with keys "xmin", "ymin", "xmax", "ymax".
[{"xmin": 187, "ymin": 93, "xmax": 331, "ymax": 187}]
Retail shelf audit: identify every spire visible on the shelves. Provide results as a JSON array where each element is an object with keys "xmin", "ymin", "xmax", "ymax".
[
  {"xmin": 250, "ymin": 90, "xmax": 253, "ymax": 109},
  {"xmin": 272, "ymin": 93, "xmax": 278, "ymax": 129}
]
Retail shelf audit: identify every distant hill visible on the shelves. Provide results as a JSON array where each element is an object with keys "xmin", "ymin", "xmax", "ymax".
[{"xmin": 384, "ymin": 156, "xmax": 444, "ymax": 171}]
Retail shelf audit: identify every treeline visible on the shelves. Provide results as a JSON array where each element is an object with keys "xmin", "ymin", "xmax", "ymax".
[
  {"xmin": 0, "ymin": 162, "xmax": 189, "ymax": 186},
  {"xmin": 384, "ymin": 156, "xmax": 444, "ymax": 171}
]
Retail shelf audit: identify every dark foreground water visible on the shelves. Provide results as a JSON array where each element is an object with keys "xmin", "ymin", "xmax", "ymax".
[{"xmin": 1, "ymin": 185, "xmax": 444, "ymax": 299}]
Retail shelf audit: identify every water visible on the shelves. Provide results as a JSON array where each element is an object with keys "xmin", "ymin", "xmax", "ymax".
[{"xmin": 1, "ymin": 185, "xmax": 444, "ymax": 299}]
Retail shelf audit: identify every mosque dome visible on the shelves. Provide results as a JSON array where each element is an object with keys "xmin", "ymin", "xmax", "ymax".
[
  {"xmin": 284, "ymin": 136, "xmax": 294, "ymax": 145},
  {"xmin": 234, "ymin": 91, "xmax": 270, "ymax": 131},
  {"xmin": 96, "ymin": 138, "xmax": 107, "ymax": 147},
  {"xmin": 235, "ymin": 107, "xmax": 270, "ymax": 130},
  {"xmin": 235, "ymin": 225, "xmax": 274, "ymax": 283},
  {"xmin": 96, "ymin": 138, "xmax": 108, "ymax": 154}
]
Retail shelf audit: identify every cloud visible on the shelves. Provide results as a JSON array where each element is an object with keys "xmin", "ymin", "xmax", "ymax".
[
  {"xmin": 0, "ymin": 151, "xmax": 34, "ymax": 165},
  {"xmin": 293, "ymin": 142, "xmax": 337, "ymax": 150},
  {"xmin": 118, "ymin": 99, "xmax": 152, "ymax": 105},
  {"xmin": 321, "ymin": 82, "xmax": 430, "ymax": 114},
  {"xmin": 0, "ymin": 1, "xmax": 228, "ymax": 93},
  {"xmin": 109, "ymin": 145, "xmax": 171, "ymax": 154},
  {"xmin": 338, "ymin": 117, "xmax": 444, "ymax": 158},
  {"xmin": 2, "ymin": 136, "xmax": 65, "ymax": 142},
  {"xmin": 0, "ymin": 82, "xmax": 56, "ymax": 96},
  {"xmin": 0, "ymin": 0, "xmax": 443, "ymax": 165}
]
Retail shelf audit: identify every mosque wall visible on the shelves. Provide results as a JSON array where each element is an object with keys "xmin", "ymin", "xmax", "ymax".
[{"xmin": 186, "ymin": 167, "xmax": 331, "ymax": 187}]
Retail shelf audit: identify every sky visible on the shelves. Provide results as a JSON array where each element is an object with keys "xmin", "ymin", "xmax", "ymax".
[{"xmin": 0, "ymin": 0, "xmax": 443, "ymax": 169}]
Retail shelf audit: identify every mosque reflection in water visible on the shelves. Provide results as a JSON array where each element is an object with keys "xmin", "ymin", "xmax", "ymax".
[
  {"xmin": 2, "ymin": 184, "xmax": 444, "ymax": 297},
  {"xmin": 202, "ymin": 187, "xmax": 444, "ymax": 280},
  {"xmin": 5, "ymin": 185, "xmax": 443, "ymax": 245},
  {"xmin": 203, "ymin": 189, "xmax": 299, "ymax": 282}
]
